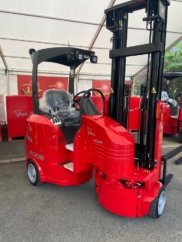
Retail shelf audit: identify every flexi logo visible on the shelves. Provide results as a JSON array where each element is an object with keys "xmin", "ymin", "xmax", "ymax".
[
  {"xmin": 14, "ymin": 110, "xmax": 33, "ymax": 118},
  {"xmin": 30, "ymin": 150, "xmax": 44, "ymax": 161},
  {"xmin": 93, "ymin": 139, "xmax": 103, "ymax": 144},
  {"xmin": 87, "ymin": 127, "xmax": 96, "ymax": 136},
  {"xmin": 26, "ymin": 132, "xmax": 32, "ymax": 143}
]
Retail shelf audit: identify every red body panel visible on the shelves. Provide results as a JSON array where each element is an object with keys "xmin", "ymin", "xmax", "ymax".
[
  {"xmin": 26, "ymin": 100, "xmax": 163, "ymax": 217},
  {"xmin": 128, "ymin": 97, "xmax": 141, "ymax": 131},
  {"xmin": 83, "ymin": 116, "xmax": 135, "ymax": 176},
  {"xmin": 91, "ymin": 96, "xmax": 140, "ymax": 130},
  {"xmin": 163, "ymin": 103, "xmax": 182, "ymax": 135},
  {"xmin": 97, "ymin": 176, "xmax": 161, "ymax": 218},
  {"xmin": 153, "ymin": 102, "xmax": 165, "ymax": 188},
  {"xmin": 26, "ymin": 115, "xmax": 92, "ymax": 186},
  {"xmin": 179, "ymin": 106, "xmax": 182, "ymax": 132}
]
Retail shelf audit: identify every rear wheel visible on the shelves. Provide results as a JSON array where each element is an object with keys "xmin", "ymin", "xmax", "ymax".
[
  {"xmin": 27, "ymin": 161, "xmax": 42, "ymax": 186},
  {"xmin": 148, "ymin": 187, "xmax": 166, "ymax": 218}
]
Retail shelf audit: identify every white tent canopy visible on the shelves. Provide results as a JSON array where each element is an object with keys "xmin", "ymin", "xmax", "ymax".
[{"xmin": 0, "ymin": 0, "xmax": 182, "ymax": 78}]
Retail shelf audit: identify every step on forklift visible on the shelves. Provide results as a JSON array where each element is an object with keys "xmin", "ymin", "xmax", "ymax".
[{"xmin": 26, "ymin": 0, "xmax": 172, "ymax": 218}]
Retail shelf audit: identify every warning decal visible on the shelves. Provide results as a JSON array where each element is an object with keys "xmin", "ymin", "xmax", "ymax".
[
  {"xmin": 110, "ymin": 88, "xmax": 114, "ymax": 93},
  {"xmin": 151, "ymin": 87, "xmax": 156, "ymax": 93}
]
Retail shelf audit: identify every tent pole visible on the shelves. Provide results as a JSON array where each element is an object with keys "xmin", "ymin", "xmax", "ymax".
[
  {"xmin": 0, "ymin": 46, "xmax": 9, "ymax": 95},
  {"xmin": 75, "ymin": 75, "xmax": 79, "ymax": 94},
  {"xmin": 6, "ymin": 71, "xmax": 10, "ymax": 95},
  {"xmin": 76, "ymin": 0, "xmax": 116, "ymax": 76},
  {"xmin": 0, "ymin": 46, "xmax": 9, "ymax": 71}
]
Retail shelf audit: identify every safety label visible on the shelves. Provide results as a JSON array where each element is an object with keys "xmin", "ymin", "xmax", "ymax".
[
  {"xmin": 110, "ymin": 88, "xmax": 114, "ymax": 93},
  {"xmin": 151, "ymin": 87, "xmax": 156, "ymax": 93}
]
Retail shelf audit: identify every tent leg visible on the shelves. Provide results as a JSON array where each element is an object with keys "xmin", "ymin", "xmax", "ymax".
[{"xmin": 6, "ymin": 71, "xmax": 10, "ymax": 95}]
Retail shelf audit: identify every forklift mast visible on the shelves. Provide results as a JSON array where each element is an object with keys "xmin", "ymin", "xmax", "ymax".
[
  {"xmin": 29, "ymin": 47, "xmax": 97, "ymax": 114},
  {"xmin": 105, "ymin": 0, "xmax": 170, "ymax": 168}
]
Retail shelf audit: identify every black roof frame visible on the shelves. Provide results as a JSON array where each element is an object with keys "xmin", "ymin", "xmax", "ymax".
[{"xmin": 30, "ymin": 47, "xmax": 95, "ymax": 114}]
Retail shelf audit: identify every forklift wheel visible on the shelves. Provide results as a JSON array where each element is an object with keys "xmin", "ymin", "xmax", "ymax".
[
  {"xmin": 148, "ymin": 187, "xmax": 166, "ymax": 219},
  {"xmin": 27, "ymin": 161, "xmax": 42, "ymax": 186}
]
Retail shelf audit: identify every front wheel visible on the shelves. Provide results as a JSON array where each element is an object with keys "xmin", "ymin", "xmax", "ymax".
[
  {"xmin": 148, "ymin": 187, "xmax": 166, "ymax": 218},
  {"xmin": 27, "ymin": 161, "xmax": 42, "ymax": 186}
]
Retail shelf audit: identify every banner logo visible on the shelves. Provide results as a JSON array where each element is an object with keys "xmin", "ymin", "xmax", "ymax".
[{"xmin": 14, "ymin": 110, "xmax": 33, "ymax": 118}]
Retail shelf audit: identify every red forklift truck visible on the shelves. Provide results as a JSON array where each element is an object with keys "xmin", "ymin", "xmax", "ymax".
[
  {"xmin": 26, "ymin": 0, "xmax": 172, "ymax": 218},
  {"xmin": 162, "ymin": 72, "xmax": 182, "ymax": 142}
]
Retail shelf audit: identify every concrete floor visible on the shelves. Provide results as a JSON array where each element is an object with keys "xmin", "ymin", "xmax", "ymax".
[{"xmin": 0, "ymin": 136, "xmax": 182, "ymax": 242}]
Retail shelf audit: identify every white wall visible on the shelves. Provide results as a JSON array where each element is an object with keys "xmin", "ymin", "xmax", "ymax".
[
  {"xmin": 0, "ymin": 73, "xmax": 7, "ymax": 123},
  {"xmin": 0, "ymin": 73, "xmax": 17, "ymax": 123},
  {"xmin": 77, "ymin": 79, "xmax": 92, "ymax": 92},
  {"xmin": 9, "ymin": 74, "xmax": 18, "ymax": 95}
]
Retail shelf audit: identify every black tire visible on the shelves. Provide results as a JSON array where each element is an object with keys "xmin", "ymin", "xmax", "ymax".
[
  {"xmin": 27, "ymin": 161, "xmax": 42, "ymax": 186},
  {"xmin": 148, "ymin": 187, "xmax": 166, "ymax": 218}
]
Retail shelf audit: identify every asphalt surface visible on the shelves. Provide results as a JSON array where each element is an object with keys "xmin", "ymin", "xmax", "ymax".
[
  {"xmin": 0, "ymin": 136, "xmax": 182, "ymax": 242},
  {"xmin": 0, "ymin": 140, "xmax": 25, "ymax": 162}
]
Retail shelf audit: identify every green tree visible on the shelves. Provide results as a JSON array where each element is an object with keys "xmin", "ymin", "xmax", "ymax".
[
  {"xmin": 134, "ymin": 41, "xmax": 182, "ymax": 100},
  {"xmin": 163, "ymin": 41, "xmax": 182, "ymax": 101},
  {"xmin": 164, "ymin": 42, "xmax": 182, "ymax": 72}
]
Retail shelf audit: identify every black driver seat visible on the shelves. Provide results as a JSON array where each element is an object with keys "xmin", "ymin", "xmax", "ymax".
[
  {"xmin": 62, "ymin": 95, "xmax": 100, "ymax": 144},
  {"xmin": 62, "ymin": 97, "xmax": 100, "ymax": 143},
  {"xmin": 80, "ymin": 97, "xmax": 99, "ymax": 116},
  {"xmin": 39, "ymin": 90, "xmax": 100, "ymax": 143}
]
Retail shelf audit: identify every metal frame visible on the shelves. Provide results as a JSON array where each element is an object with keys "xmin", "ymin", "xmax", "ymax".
[
  {"xmin": 0, "ymin": 46, "xmax": 10, "ymax": 95},
  {"xmin": 76, "ymin": 0, "xmax": 116, "ymax": 75},
  {"xmin": 133, "ymin": 35, "xmax": 182, "ymax": 78},
  {"xmin": 105, "ymin": 0, "xmax": 170, "ymax": 169},
  {"xmin": 0, "ymin": 46, "xmax": 9, "ymax": 71},
  {"xmin": 30, "ymin": 47, "xmax": 96, "ymax": 114}
]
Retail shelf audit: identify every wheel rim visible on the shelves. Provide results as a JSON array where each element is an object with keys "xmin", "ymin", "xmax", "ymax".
[
  {"xmin": 158, "ymin": 190, "xmax": 166, "ymax": 215},
  {"xmin": 28, "ymin": 164, "xmax": 37, "ymax": 183}
]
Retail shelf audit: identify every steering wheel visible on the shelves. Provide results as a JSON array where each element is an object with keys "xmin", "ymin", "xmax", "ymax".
[{"xmin": 73, "ymin": 90, "xmax": 91, "ymax": 103}]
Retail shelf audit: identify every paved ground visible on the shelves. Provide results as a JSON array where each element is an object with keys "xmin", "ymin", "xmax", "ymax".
[
  {"xmin": 0, "ymin": 134, "xmax": 180, "ymax": 163},
  {"xmin": 0, "ymin": 136, "xmax": 182, "ymax": 242},
  {"xmin": 0, "ymin": 140, "xmax": 25, "ymax": 162}
]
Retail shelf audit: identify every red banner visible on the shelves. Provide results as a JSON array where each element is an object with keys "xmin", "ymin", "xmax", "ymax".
[
  {"xmin": 17, "ymin": 75, "xmax": 68, "ymax": 96},
  {"xmin": 92, "ymin": 80, "xmax": 111, "ymax": 97},
  {"xmin": 92, "ymin": 80, "xmax": 133, "ymax": 97}
]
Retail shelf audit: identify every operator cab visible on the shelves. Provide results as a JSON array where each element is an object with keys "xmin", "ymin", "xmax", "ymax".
[
  {"xmin": 29, "ymin": 47, "xmax": 100, "ymax": 143},
  {"xmin": 162, "ymin": 72, "xmax": 182, "ymax": 116}
]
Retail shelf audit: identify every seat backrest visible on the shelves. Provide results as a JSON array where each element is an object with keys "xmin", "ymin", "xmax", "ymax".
[
  {"xmin": 39, "ymin": 89, "xmax": 74, "ymax": 118},
  {"xmin": 39, "ymin": 90, "xmax": 81, "ymax": 124},
  {"xmin": 81, "ymin": 97, "xmax": 99, "ymax": 116},
  {"xmin": 45, "ymin": 89, "xmax": 72, "ymax": 114}
]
